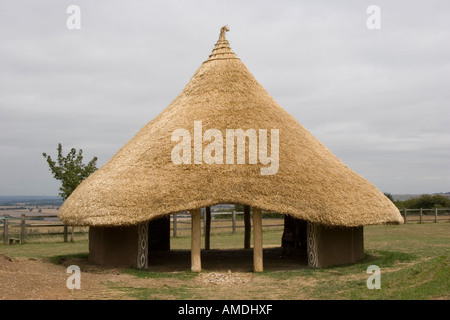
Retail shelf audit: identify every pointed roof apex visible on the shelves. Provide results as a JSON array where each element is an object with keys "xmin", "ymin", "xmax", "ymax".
[{"xmin": 205, "ymin": 25, "xmax": 239, "ymax": 62}]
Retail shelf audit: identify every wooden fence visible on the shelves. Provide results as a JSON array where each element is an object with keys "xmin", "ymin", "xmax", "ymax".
[
  {"xmin": 1, "ymin": 208, "xmax": 448, "ymax": 244},
  {"xmin": 1, "ymin": 214, "xmax": 82, "ymax": 244},
  {"xmin": 0, "ymin": 211, "xmax": 282, "ymax": 244},
  {"xmin": 400, "ymin": 208, "xmax": 450, "ymax": 224},
  {"xmin": 171, "ymin": 211, "xmax": 284, "ymax": 237}
]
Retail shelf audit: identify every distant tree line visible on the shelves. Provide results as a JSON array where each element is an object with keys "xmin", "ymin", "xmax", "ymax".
[
  {"xmin": 0, "ymin": 207, "xmax": 26, "ymax": 210},
  {"xmin": 385, "ymin": 193, "xmax": 450, "ymax": 209}
]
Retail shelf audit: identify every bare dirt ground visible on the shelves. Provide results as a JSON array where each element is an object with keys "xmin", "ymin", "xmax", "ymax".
[
  {"xmin": 0, "ymin": 248, "xmax": 310, "ymax": 300},
  {"xmin": 0, "ymin": 253, "xmax": 132, "ymax": 300}
]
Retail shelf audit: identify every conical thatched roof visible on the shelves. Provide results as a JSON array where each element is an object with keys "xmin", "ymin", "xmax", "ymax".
[{"xmin": 59, "ymin": 27, "xmax": 403, "ymax": 227}]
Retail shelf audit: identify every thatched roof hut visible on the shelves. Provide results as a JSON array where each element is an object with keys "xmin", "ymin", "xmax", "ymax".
[{"xmin": 59, "ymin": 26, "xmax": 403, "ymax": 270}]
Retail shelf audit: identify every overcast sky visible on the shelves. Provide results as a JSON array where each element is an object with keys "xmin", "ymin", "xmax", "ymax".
[{"xmin": 1, "ymin": 0, "xmax": 449, "ymax": 196}]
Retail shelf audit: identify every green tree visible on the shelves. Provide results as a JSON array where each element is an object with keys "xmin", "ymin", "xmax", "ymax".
[{"xmin": 43, "ymin": 143, "xmax": 98, "ymax": 200}]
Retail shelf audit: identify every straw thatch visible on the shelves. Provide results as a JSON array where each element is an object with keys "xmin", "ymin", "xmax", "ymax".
[{"xmin": 59, "ymin": 26, "xmax": 403, "ymax": 227}]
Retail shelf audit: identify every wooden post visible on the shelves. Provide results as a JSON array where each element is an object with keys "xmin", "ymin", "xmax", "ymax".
[
  {"xmin": 63, "ymin": 225, "xmax": 68, "ymax": 242},
  {"xmin": 20, "ymin": 214, "xmax": 26, "ymax": 244},
  {"xmin": 253, "ymin": 207, "xmax": 263, "ymax": 272},
  {"xmin": 3, "ymin": 219, "xmax": 8, "ymax": 245},
  {"xmin": 232, "ymin": 211, "xmax": 236, "ymax": 234},
  {"xmin": 403, "ymin": 208, "xmax": 407, "ymax": 223},
  {"xmin": 173, "ymin": 213, "xmax": 177, "ymax": 238},
  {"xmin": 244, "ymin": 205, "xmax": 251, "ymax": 249},
  {"xmin": 435, "ymin": 208, "xmax": 438, "ymax": 223},
  {"xmin": 205, "ymin": 206, "xmax": 211, "ymax": 250},
  {"xmin": 191, "ymin": 208, "xmax": 202, "ymax": 272},
  {"xmin": 419, "ymin": 208, "xmax": 423, "ymax": 224},
  {"xmin": 70, "ymin": 226, "xmax": 75, "ymax": 242}
]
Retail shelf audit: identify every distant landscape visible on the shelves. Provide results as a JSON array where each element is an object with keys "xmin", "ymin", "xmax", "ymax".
[
  {"xmin": 0, "ymin": 196, "xmax": 63, "ymax": 207},
  {"xmin": 392, "ymin": 192, "xmax": 450, "ymax": 201}
]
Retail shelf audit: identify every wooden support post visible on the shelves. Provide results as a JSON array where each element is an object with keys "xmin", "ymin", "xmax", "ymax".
[
  {"xmin": 63, "ymin": 225, "xmax": 68, "ymax": 242},
  {"xmin": 253, "ymin": 207, "xmax": 263, "ymax": 272},
  {"xmin": 173, "ymin": 213, "xmax": 178, "ymax": 238},
  {"xmin": 205, "ymin": 206, "xmax": 211, "ymax": 250},
  {"xmin": 191, "ymin": 208, "xmax": 202, "ymax": 272},
  {"xmin": 71, "ymin": 226, "xmax": 75, "ymax": 242},
  {"xmin": 244, "ymin": 205, "xmax": 251, "ymax": 249},
  {"xmin": 232, "ymin": 211, "xmax": 236, "ymax": 234},
  {"xmin": 3, "ymin": 219, "xmax": 8, "ymax": 245},
  {"xmin": 419, "ymin": 208, "xmax": 423, "ymax": 224},
  {"xmin": 435, "ymin": 208, "xmax": 438, "ymax": 223},
  {"xmin": 20, "ymin": 214, "xmax": 26, "ymax": 244},
  {"xmin": 403, "ymin": 208, "xmax": 407, "ymax": 223}
]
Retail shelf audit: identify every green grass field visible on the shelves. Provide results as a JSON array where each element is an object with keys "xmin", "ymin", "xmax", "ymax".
[{"xmin": 1, "ymin": 222, "xmax": 448, "ymax": 299}]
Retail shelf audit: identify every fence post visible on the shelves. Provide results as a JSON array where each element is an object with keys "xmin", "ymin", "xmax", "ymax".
[
  {"xmin": 203, "ymin": 210, "xmax": 206, "ymax": 236},
  {"xmin": 232, "ymin": 211, "xmax": 236, "ymax": 234},
  {"xmin": 3, "ymin": 219, "xmax": 8, "ymax": 244},
  {"xmin": 435, "ymin": 208, "xmax": 438, "ymax": 223},
  {"xmin": 63, "ymin": 225, "xmax": 68, "ymax": 242},
  {"xmin": 21, "ymin": 214, "xmax": 26, "ymax": 244},
  {"xmin": 419, "ymin": 208, "xmax": 423, "ymax": 224},
  {"xmin": 173, "ymin": 213, "xmax": 177, "ymax": 238},
  {"xmin": 403, "ymin": 208, "xmax": 407, "ymax": 223}
]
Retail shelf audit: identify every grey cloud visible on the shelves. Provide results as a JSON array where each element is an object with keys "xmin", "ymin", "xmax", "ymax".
[{"xmin": 1, "ymin": 0, "xmax": 449, "ymax": 195}]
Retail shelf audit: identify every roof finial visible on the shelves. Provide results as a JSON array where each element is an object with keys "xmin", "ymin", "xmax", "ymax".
[
  {"xmin": 219, "ymin": 25, "xmax": 229, "ymax": 41},
  {"xmin": 205, "ymin": 25, "xmax": 238, "ymax": 63}
]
